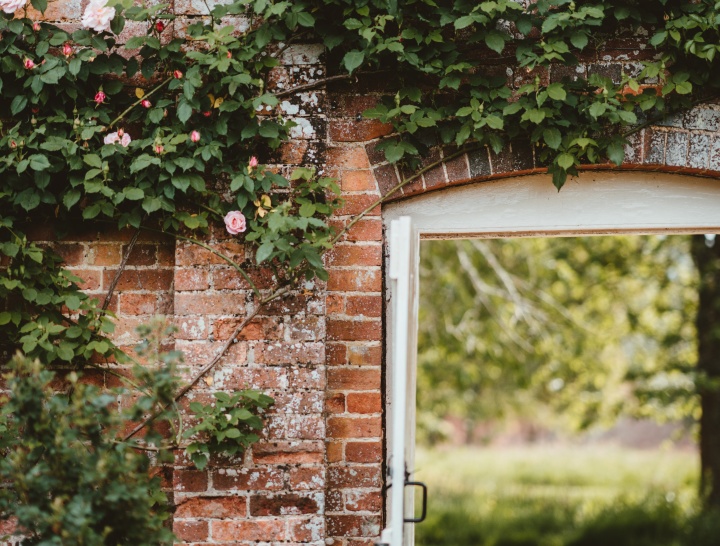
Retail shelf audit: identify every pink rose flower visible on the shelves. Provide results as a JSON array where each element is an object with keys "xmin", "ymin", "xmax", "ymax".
[
  {"xmin": 81, "ymin": 0, "xmax": 116, "ymax": 33},
  {"xmin": 24, "ymin": 58, "xmax": 35, "ymax": 70},
  {"xmin": 173, "ymin": 69, "xmax": 183, "ymax": 79},
  {"xmin": 32, "ymin": 22, "xmax": 40, "ymax": 31},
  {"xmin": 104, "ymin": 131, "xmax": 131, "ymax": 147},
  {"xmin": 190, "ymin": 130, "xmax": 201, "ymax": 143},
  {"xmin": 62, "ymin": 43, "xmax": 73, "ymax": 57},
  {"xmin": 0, "ymin": 0, "xmax": 25, "ymax": 14},
  {"xmin": 224, "ymin": 211, "xmax": 247, "ymax": 235},
  {"xmin": 154, "ymin": 144, "xmax": 164, "ymax": 154},
  {"xmin": 248, "ymin": 156, "xmax": 259, "ymax": 169},
  {"xmin": 141, "ymin": 99, "xmax": 151, "ymax": 108},
  {"xmin": 94, "ymin": 90, "xmax": 106, "ymax": 104}
]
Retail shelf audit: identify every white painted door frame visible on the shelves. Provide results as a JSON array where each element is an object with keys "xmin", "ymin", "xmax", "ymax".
[{"xmin": 381, "ymin": 171, "xmax": 720, "ymax": 546}]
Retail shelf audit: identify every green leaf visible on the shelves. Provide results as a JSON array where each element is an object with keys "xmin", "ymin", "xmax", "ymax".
[
  {"xmin": 557, "ymin": 153, "xmax": 575, "ymax": 170},
  {"xmin": 84, "ymin": 154, "xmax": 102, "ymax": 169},
  {"xmin": 547, "ymin": 83, "xmax": 567, "ymax": 101},
  {"xmin": 485, "ymin": 31, "xmax": 506, "ymax": 54},
  {"xmin": 29, "ymin": 155, "xmax": 51, "ymax": 171},
  {"xmin": 10, "ymin": 95, "xmax": 27, "ymax": 115},
  {"xmin": 123, "ymin": 188, "xmax": 144, "ymax": 200},
  {"xmin": 588, "ymin": 102, "xmax": 607, "ymax": 119},
  {"xmin": 256, "ymin": 242, "xmax": 274, "ymax": 263},
  {"xmin": 31, "ymin": 0, "xmax": 47, "ymax": 12},
  {"xmin": 543, "ymin": 128, "xmax": 562, "ymax": 150},
  {"xmin": 675, "ymin": 81, "xmax": 692, "ymax": 95},
  {"xmin": 342, "ymin": 51, "xmax": 365, "ymax": 74},
  {"xmin": 606, "ymin": 141, "xmax": 625, "ymax": 166}
]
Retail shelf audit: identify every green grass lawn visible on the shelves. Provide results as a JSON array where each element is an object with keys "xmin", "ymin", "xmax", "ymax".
[{"xmin": 413, "ymin": 445, "xmax": 719, "ymax": 546}]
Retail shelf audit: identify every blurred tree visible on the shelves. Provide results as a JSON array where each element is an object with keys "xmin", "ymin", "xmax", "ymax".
[
  {"xmin": 417, "ymin": 235, "xmax": 698, "ymax": 444},
  {"xmin": 691, "ymin": 235, "xmax": 720, "ymax": 507}
]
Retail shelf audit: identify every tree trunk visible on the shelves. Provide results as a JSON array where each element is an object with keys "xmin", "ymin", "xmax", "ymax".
[{"xmin": 691, "ymin": 235, "xmax": 720, "ymax": 508}]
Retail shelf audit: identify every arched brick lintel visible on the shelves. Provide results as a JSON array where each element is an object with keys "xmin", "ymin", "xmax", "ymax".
[{"xmin": 368, "ymin": 125, "xmax": 720, "ymax": 202}]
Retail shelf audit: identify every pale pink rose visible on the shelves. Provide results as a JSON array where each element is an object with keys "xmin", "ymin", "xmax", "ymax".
[
  {"xmin": 0, "ymin": 0, "xmax": 25, "ymax": 14},
  {"xmin": 190, "ymin": 130, "xmax": 201, "ymax": 143},
  {"xmin": 104, "ymin": 131, "xmax": 131, "ymax": 146},
  {"xmin": 224, "ymin": 211, "xmax": 247, "ymax": 235},
  {"xmin": 248, "ymin": 156, "xmax": 259, "ymax": 168},
  {"xmin": 81, "ymin": 0, "xmax": 116, "ymax": 33}
]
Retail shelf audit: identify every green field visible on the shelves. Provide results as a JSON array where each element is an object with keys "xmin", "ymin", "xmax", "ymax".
[{"xmin": 413, "ymin": 445, "xmax": 720, "ymax": 546}]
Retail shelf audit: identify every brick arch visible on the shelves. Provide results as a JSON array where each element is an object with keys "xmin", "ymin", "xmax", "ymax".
[{"xmin": 365, "ymin": 108, "xmax": 720, "ymax": 201}]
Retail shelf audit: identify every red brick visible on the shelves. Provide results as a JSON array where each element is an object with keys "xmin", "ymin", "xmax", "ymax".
[
  {"xmin": 327, "ymin": 343, "xmax": 348, "ymax": 365},
  {"xmin": 342, "ymin": 218, "xmax": 383, "ymax": 242},
  {"xmin": 175, "ymin": 496, "xmax": 247, "ymax": 518},
  {"xmin": 176, "ymin": 241, "xmax": 246, "ymax": 266},
  {"xmin": 327, "ymin": 147, "xmax": 371, "ymax": 169},
  {"xmin": 346, "ymin": 295, "xmax": 382, "ymax": 317},
  {"xmin": 328, "ymin": 368, "xmax": 381, "ymax": 390},
  {"xmin": 326, "ymin": 294, "xmax": 345, "ymax": 314},
  {"xmin": 252, "ymin": 441, "xmax": 324, "ymax": 464},
  {"xmin": 54, "ymin": 243, "xmax": 86, "ymax": 265},
  {"xmin": 326, "ymin": 392, "xmax": 346, "ymax": 414},
  {"xmin": 346, "ymin": 490, "xmax": 383, "ymax": 512},
  {"xmin": 122, "ymin": 243, "xmax": 157, "ymax": 265},
  {"xmin": 213, "ymin": 467, "xmax": 285, "ymax": 491},
  {"xmin": 327, "ymin": 320, "xmax": 381, "ymax": 342},
  {"xmin": 328, "ymin": 465, "xmax": 382, "ymax": 489},
  {"xmin": 175, "ymin": 292, "xmax": 247, "ymax": 315},
  {"xmin": 330, "ymin": 119, "xmax": 393, "ymax": 142},
  {"xmin": 68, "ymin": 269, "xmax": 101, "ymax": 290},
  {"xmin": 101, "ymin": 269, "xmax": 173, "ymax": 291},
  {"xmin": 348, "ymin": 345, "xmax": 382, "ymax": 366},
  {"xmin": 173, "ymin": 470, "xmax": 208, "ymax": 493},
  {"xmin": 214, "ymin": 317, "xmax": 282, "ymax": 341},
  {"xmin": 335, "ymin": 194, "xmax": 381, "ymax": 217},
  {"xmin": 327, "ymin": 416, "xmax": 381, "ymax": 438},
  {"xmin": 326, "ymin": 244, "xmax": 382, "ymax": 268},
  {"xmin": 327, "ymin": 441, "xmax": 344, "ymax": 463},
  {"xmin": 173, "ymin": 520, "xmax": 209, "ymax": 542},
  {"xmin": 345, "ymin": 442, "xmax": 383, "ymax": 463},
  {"xmin": 175, "ymin": 268, "xmax": 210, "ymax": 290},
  {"xmin": 250, "ymin": 493, "xmax": 319, "ymax": 516},
  {"xmin": 327, "ymin": 269, "xmax": 381, "ymax": 292},
  {"xmin": 212, "ymin": 519, "xmax": 286, "ymax": 542},
  {"xmin": 288, "ymin": 466, "xmax": 325, "ymax": 490},
  {"xmin": 119, "ymin": 293, "xmax": 158, "ymax": 315},
  {"xmin": 326, "ymin": 515, "xmax": 381, "ymax": 537},
  {"xmin": 92, "ymin": 244, "xmax": 121, "ymax": 265},
  {"xmin": 347, "ymin": 393, "xmax": 382, "ymax": 414},
  {"xmin": 289, "ymin": 516, "xmax": 325, "ymax": 542},
  {"xmin": 341, "ymin": 170, "xmax": 378, "ymax": 192}
]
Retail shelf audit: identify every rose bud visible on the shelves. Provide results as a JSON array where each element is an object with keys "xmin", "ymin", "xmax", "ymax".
[
  {"xmin": 141, "ymin": 99, "xmax": 152, "ymax": 108},
  {"xmin": 33, "ymin": 22, "xmax": 40, "ymax": 32},
  {"xmin": 227, "ymin": 51, "xmax": 232, "ymax": 59},
  {"xmin": 155, "ymin": 20, "xmax": 165, "ymax": 32},
  {"xmin": 117, "ymin": 128, "xmax": 124, "ymax": 137},
  {"xmin": 24, "ymin": 58, "xmax": 35, "ymax": 70},
  {"xmin": 94, "ymin": 90, "xmax": 106, "ymax": 104},
  {"xmin": 62, "ymin": 43, "xmax": 73, "ymax": 57},
  {"xmin": 249, "ymin": 156, "xmax": 259, "ymax": 169},
  {"xmin": 9, "ymin": 140, "xmax": 17, "ymax": 149},
  {"xmin": 173, "ymin": 69, "xmax": 183, "ymax": 79},
  {"xmin": 32, "ymin": 106, "xmax": 39, "ymax": 114},
  {"xmin": 190, "ymin": 130, "xmax": 201, "ymax": 143},
  {"xmin": 203, "ymin": 111, "xmax": 212, "ymax": 117},
  {"xmin": 154, "ymin": 144, "xmax": 164, "ymax": 154}
]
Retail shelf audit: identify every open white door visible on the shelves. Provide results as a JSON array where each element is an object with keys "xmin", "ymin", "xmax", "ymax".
[{"xmin": 378, "ymin": 216, "xmax": 421, "ymax": 546}]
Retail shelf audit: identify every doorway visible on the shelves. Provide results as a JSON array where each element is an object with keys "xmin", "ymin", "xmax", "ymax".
[{"xmin": 381, "ymin": 171, "xmax": 720, "ymax": 546}]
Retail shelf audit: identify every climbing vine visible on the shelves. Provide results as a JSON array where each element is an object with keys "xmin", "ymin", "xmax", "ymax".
[{"xmin": 2, "ymin": 0, "xmax": 720, "ymax": 542}]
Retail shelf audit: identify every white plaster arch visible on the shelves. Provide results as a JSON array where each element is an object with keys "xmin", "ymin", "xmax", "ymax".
[{"xmin": 380, "ymin": 170, "xmax": 720, "ymax": 546}]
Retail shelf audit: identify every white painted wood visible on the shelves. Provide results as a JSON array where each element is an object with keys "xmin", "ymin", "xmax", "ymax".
[
  {"xmin": 383, "ymin": 172, "xmax": 720, "ymax": 238},
  {"xmin": 381, "ymin": 217, "xmax": 419, "ymax": 546},
  {"xmin": 382, "ymin": 171, "xmax": 720, "ymax": 545}
]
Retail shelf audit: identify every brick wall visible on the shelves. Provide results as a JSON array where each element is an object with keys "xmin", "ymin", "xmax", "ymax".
[{"xmin": 18, "ymin": 3, "xmax": 720, "ymax": 545}]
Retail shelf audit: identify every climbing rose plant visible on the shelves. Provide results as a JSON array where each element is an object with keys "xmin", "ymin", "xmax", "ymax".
[{"xmin": 2, "ymin": 0, "xmax": 720, "ymax": 542}]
